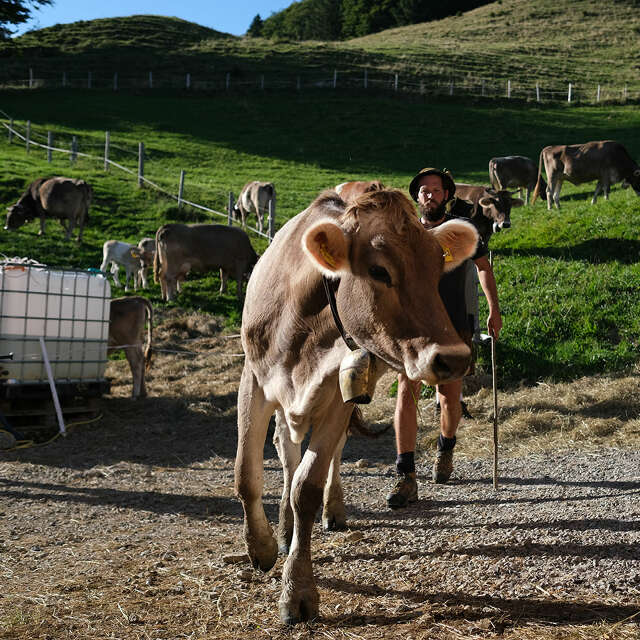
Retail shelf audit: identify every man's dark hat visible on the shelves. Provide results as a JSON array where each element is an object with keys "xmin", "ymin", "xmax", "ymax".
[{"xmin": 409, "ymin": 168, "xmax": 456, "ymax": 202}]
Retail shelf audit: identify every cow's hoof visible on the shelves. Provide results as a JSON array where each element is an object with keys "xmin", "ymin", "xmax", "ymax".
[
  {"xmin": 247, "ymin": 536, "xmax": 278, "ymax": 572},
  {"xmin": 322, "ymin": 514, "xmax": 347, "ymax": 532},
  {"xmin": 278, "ymin": 588, "xmax": 319, "ymax": 625}
]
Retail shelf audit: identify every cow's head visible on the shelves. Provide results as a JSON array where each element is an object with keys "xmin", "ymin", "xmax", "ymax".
[
  {"xmin": 4, "ymin": 203, "xmax": 33, "ymax": 231},
  {"xmin": 621, "ymin": 169, "xmax": 640, "ymax": 196},
  {"xmin": 477, "ymin": 189, "xmax": 523, "ymax": 233},
  {"xmin": 302, "ymin": 189, "xmax": 479, "ymax": 385}
]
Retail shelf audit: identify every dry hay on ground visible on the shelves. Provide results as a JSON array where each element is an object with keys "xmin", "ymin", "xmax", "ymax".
[{"xmin": 1, "ymin": 309, "xmax": 639, "ymax": 640}]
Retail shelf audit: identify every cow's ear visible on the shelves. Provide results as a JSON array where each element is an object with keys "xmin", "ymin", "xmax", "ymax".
[
  {"xmin": 130, "ymin": 247, "xmax": 142, "ymax": 259},
  {"xmin": 303, "ymin": 219, "xmax": 350, "ymax": 278},
  {"xmin": 430, "ymin": 219, "xmax": 479, "ymax": 273},
  {"xmin": 478, "ymin": 196, "xmax": 495, "ymax": 216}
]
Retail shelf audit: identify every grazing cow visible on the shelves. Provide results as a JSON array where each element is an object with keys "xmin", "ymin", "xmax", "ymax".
[
  {"xmin": 4, "ymin": 176, "xmax": 92, "ymax": 242},
  {"xmin": 334, "ymin": 180, "xmax": 385, "ymax": 202},
  {"xmin": 100, "ymin": 240, "xmax": 150, "ymax": 292},
  {"xmin": 454, "ymin": 183, "xmax": 523, "ymax": 244},
  {"xmin": 233, "ymin": 181, "xmax": 276, "ymax": 233},
  {"xmin": 108, "ymin": 296, "xmax": 153, "ymax": 399},
  {"xmin": 137, "ymin": 237, "xmax": 156, "ymax": 289},
  {"xmin": 489, "ymin": 155, "xmax": 546, "ymax": 205},
  {"xmin": 236, "ymin": 189, "xmax": 479, "ymax": 624},
  {"xmin": 154, "ymin": 223, "xmax": 258, "ymax": 301},
  {"xmin": 533, "ymin": 140, "xmax": 640, "ymax": 209}
]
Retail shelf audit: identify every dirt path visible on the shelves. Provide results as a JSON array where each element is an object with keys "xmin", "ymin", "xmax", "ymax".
[{"xmin": 1, "ymin": 314, "xmax": 639, "ymax": 639}]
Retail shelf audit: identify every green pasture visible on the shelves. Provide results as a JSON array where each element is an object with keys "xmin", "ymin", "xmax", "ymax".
[{"xmin": 1, "ymin": 89, "xmax": 639, "ymax": 384}]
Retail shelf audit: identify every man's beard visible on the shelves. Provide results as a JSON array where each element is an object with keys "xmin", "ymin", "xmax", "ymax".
[{"xmin": 419, "ymin": 200, "xmax": 448, "ymax": 223}]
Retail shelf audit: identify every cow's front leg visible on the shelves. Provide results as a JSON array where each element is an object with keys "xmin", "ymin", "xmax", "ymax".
[
  {"xmin": 111, "ymin": 264, "xmax": 121, "ymax": 288},
  {"xmin": 273, "ymin": 409, "xmax": 300, "ymax": 554},
  {"xmin": 219, "ymin": 268, "xmax": 228, "ymax": 294},
  {"xmin": 125, "ymin": 346, "xmax": 145, "ymax": 398},
  {"xmin": 235, "ymin": 365, "xmax": 278, "ymax": 572},
  {"xmin": 592, "ymin": 181, "xmax": 603, "ymax": 204},
  {"xmin": 322, "ymin": 428, "xmax": 347, "ymax": 531},
  {"xmin": 279, "ymin": 404, "xmax": 351, "ymax": 625},
  {"xmin": 38, "ymin": 215, "xmax": 46, "ymax": 236}
]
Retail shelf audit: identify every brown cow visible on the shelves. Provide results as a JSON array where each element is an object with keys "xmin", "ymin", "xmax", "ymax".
[
  {"xmin": 154, "ymin": 223, "xmax": 258, "ymax": 301},
  {"xmin": 236, "ymin": 188, "xmax": 479, "ymax": 624},
  {"xmin": 532, "ymin": 140, "xmax": 640, "ymax": 209},
  {"xmin": 334, "ymin": 180, "xmax": 385, "ymax": 202},
  {"xmin": 4, "ymin": 176, "xmax": 92, "ymax": 242},
  {"xmin": 233, "ymin": 181, "xmax": 275, "ymax": 233},
  {"xmin": 454, "ymin": 183, "xmax": 523, "ymax": 244},
  {"xmin": 108, "ymin": 296, "xmax": 153, "ymax": 399},
  {"xmin": 137, "ymin": 237, "xmax": 156, "ymax": 289},
  {"xmin": 489, "ymin": 155, "xmax": 546, "ymax": 205}
]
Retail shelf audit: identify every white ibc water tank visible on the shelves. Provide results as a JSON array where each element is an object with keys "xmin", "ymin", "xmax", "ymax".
[{"xmin": 0, "ymin": 262, "xmax": 111, "ymax": 384}]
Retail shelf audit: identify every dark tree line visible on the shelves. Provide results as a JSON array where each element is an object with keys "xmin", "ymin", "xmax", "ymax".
[{"xmin": 247, "ymin": 0, "xmax": 493, "ymax": 40}]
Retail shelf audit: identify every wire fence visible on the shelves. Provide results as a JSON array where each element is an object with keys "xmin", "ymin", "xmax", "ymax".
[
  {"xmin": 0, "ymin": 109, "xmax": 276, "ymax": 242},
  {"xmin": 0, "ymin": 67, "xmax": 637, "ymax": 104}
]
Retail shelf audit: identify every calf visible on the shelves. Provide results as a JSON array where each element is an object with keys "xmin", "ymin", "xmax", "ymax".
[
  {"xmin": 137, "ymin": 237, "xmax": 156, "ymax": 289},
  {"xmin": 236, "ymin": 188, "xmax": 479, "ymax": 624},
  {"xmin": 100, "ymin": 240, "xmax": 148, "ymax": 292},
  {"xmin": 5, "ymin": 176, "xmax": 92, "ymax": 242},
  {"xmin": 489, "ymin": 155, "xmax": 546, "ymax": 205},
  {"xmin": 454, "ymin": 183, "xmax": 523, "ymax": 245},
  {"xmin": 154, "ymin": 223, "xmax": 258, "ymax": 301},
  {"xmin": 108, "ymin": 296, "xmax": 153, "ymax": 399},
  {"xmin": 233, "ymin": 181, "xmax": 275, "ymax": 233}
]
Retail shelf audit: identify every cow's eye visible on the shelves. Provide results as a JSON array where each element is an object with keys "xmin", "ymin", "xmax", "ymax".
[{"xmin": 368, "ymin": 265, "xmax": 392, "ymax": 287}]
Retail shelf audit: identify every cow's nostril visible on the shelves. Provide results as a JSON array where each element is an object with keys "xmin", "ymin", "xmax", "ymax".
[{"xmin": 502, "ymin": 221, "xmax": 511, "ymax": 228}]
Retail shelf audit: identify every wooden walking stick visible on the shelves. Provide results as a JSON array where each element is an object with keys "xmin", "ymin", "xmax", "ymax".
[{"xmin": 489, "ymin": 251, "xmax": 499, "ymax": 489}]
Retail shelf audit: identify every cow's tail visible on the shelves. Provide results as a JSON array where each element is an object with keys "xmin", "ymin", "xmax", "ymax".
[
  {"xmin": 347, "ymin": 406, "xmax": 392, "ymax": 439},
  {"xmin": 143, "ymin": 298, "xmax": 153, "ymax": 370},
  {"xmin": 153, "ymin": 227, "xmax": 165, "ymax": 284},
  {"xmin": 531, "ymin": 149, "xmax": 545, "ymax": 205}
]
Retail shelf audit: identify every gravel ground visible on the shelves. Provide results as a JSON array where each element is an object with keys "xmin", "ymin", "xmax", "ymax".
[{"xmin": 1, "ymin": 318, "xmax": 639, "ymax": 639}]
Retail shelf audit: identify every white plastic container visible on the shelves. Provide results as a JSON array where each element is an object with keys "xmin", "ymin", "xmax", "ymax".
[{"xmin": 0, "ymin": 262, "xmax": 111, "ymax": 384}]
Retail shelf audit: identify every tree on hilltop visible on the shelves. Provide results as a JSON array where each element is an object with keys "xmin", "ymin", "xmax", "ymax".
[
  {"xmin": 0, "ymin": 0, "xmax": 53, "ymax": 39},
  {"xmin": 247, "ymin": 14, "xmax": 263, "ymax": 37}
]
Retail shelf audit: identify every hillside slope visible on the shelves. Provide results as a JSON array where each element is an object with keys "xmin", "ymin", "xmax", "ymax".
[{"xmin": 1, "ymin": 0, "xmax": 638, "ymax": 95}]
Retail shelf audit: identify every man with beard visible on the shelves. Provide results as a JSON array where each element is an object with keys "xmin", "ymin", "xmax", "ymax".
[{"xmin": 386, "ymin": 168, "xmax": 503, "ymax": 509}]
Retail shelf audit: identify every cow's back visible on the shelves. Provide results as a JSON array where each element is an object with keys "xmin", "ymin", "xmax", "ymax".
[
  {"xmin": 158, "ymin": 223, "xmax": 256, "ymax": 272},
  {"xmin": 39, "ymin": 177, "xmax": 90, "ymax": 216}
]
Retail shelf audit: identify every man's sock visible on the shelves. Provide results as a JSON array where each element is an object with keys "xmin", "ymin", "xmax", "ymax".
[
  {"xmin": 396, "ymin": 451, "xmax": 415, "ymax": 474},
  {"xmin": 437, "ymin": 434, "xmax": 456, "ymax": 451}
]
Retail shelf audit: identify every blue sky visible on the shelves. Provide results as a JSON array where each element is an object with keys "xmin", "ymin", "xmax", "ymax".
[{"xmin": 13, "ymin": 1, "xmax": 297, "ymax": 37}]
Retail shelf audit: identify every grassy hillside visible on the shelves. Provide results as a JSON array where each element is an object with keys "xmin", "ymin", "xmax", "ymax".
[
  {"xmin": 1, "ymin": 89, "xmax": 640, "ymax": 385},
  {"xmin": 1, "ymin": 0, "xmax": 638, "ymax": 98}
]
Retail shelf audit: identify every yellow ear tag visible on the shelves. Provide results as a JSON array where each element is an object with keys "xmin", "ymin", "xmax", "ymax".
[
  {"xmin": 319, "ymin": 243, "xmax": 337, "ymax": 269},
  {"xmin": 442, "ymin": 245, "xmax": 453, "ymax": 263}
]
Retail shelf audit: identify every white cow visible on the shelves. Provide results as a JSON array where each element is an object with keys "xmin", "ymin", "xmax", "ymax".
[
  {"xmin": 233, "ymin": 181, "xmax": 275, "ymax": 233},
  {"xmin": 100, "ymin": 240, "xmax": 149, "ymax": 292}
]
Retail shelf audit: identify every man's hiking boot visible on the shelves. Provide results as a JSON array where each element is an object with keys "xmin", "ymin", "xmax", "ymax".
[
  {"xmin": 432, "ymin": 448, "xmax": 454, "ymax": 484},
  {"xmin": 386, "ymin": 472, "xmax": 418, "ymax": 509}
]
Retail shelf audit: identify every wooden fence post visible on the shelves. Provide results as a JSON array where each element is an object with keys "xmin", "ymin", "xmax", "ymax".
[
  {"xmin": 138, "ymin": 142, "xmax": 144, "ymax": 188},
  {"xmin": 394, "ymin": 73, "xmax": 398, "ymax": 92},
  {"xmin": 449, "ymin": 81, "xmax": 454, "ymax": 96},
  {"xmin": 186, "ymin": 73, "xmax": 191, "ymax": 89},
  {"xmin": 260, "ymin": 74, "xmax": 264, "ymax": 90},
  {"xmin": 47, "ymin": 131, "xmax": 53, "ymax": 163},
  {"xmin": 8, "ymin": 118, "xmax": 13, "ymax": 144},
  {"xmin": 228, "ymin": 192, "xmax": 234, "ymax": 226},
  {"xmin": 29, "ymin": 67, "xmax": 33, "ymax": 88},
  {"xmin": 296, "ymin": 76, "xmax": 301, "ymax": 91},
  {"xmin": 149, "ymin": 71, "xmax": 153, "ymax": 89},
  {"xmin": 178, "ymin": 170, "xmax": 185, "ymax": 209},
  {"xmin": 26, "ymin": 120, "xmax": 31, "ymax": 153},
  {"xmin": 88, "ymin": 71, "xmax": 92, "ymax": 89},
  {"xmin": 364, "ymin": 68, "xmax": 367, "ymax": 89},
  {"xmin": 507, "ymin": 80, "xmax": 511, "ymax": 98},
  {"xmin": 71, "ymin": 136, "xmax": 77, "ymax": 164},
  {"xmin": 104, "ymin": 131, "xmax": 110, "ymax": 171},
  {"xmin": 623, "ymin": 85, "xmax": 628, "ymax": 101},
  {"xmin": 536, "ymin": 82, "xmax": 540, "ymax": 102},
  {"xmin": 268, "ymin": 198, "xmax": 275, "ymax": 242},
  {"xmin": 226, "ymin": 73, "xmax": 230, "ymax": 90},
  {"xmin": 596, "ymin": 84, "xmax": 601, "ymax": 102},
  {"xmin": 113, "ymin": 72, "xmax": 118, "ymax": 91},
  {"xmin": 333, "ymin": 69, "xmax": 337, "ymax": 89},
  {"xmin": 568, "ymin": 83, "xmax": 572, "ymax": 103},
  {"xmin": 481, "ymin": 79, "xmax": 485, "ymax": 97}
]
